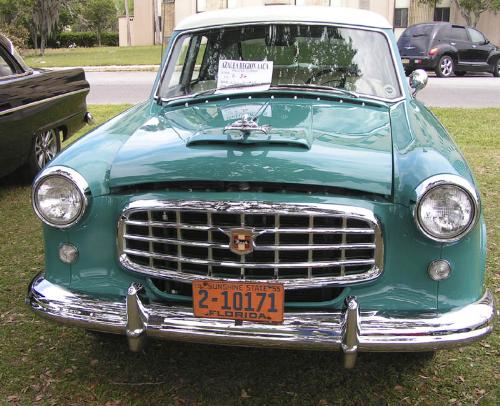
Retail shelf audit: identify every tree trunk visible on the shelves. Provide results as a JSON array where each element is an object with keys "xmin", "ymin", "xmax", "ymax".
[
  {"xmin": 31, "ymin": 29, "xmax": 38, "ymax": 51},
  {"xmin": 97, "ymin": 27, "xmax": 102, "ymax": 46},
  {"xmin": 40, "ymin": 34, "xmax": 46, "ymax": 56},
  {"xmin": 471, "ymin": 12, "xmax": 480, "ymax": 27}
]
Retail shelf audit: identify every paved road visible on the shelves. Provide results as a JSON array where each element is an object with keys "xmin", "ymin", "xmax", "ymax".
[{"xmin": 86, "ymin": 71, "xmax": 500, "ymax": 107}]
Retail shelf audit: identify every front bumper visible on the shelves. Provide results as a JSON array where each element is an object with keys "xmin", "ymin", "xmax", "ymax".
[{"xmin": 27, "ymin": 274, "xmax": 496, "ymax": 368}]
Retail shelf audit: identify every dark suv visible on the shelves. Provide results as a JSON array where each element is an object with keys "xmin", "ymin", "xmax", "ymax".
[{"xmin": 398, "ymin": 22, "xmax": 500, "ymax": 77}]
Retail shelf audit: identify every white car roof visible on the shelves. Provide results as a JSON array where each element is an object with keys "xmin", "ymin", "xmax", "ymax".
[{"xmin": 175, "ymin": 6, "xmax": 392, "ymax": 31}]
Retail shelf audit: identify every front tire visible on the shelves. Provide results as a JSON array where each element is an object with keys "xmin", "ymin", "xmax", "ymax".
[
  {"xmin": 26, "ymin": 129, "xmax": 61, "ymax": 177},
  {"xmin": 435, "ymin": 55, "xmax": 454, "ymax": 77},
  {"xmin": 493, "ymin": 58, "xmax": 500, "ymax": 77}
]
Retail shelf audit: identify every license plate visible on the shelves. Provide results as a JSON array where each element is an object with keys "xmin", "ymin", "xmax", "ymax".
[
  {"xmin": 192, "ymin": 280, "xmax": 284, "ymax": 324},
  {"xmin": 402, "ymin": 58, "xmax": 410, "ymax": 64}
]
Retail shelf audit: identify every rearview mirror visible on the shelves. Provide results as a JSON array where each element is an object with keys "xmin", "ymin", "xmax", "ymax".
[{"xmin": 409, "ymin": 69, "xmax": 428, "ymax": 96}]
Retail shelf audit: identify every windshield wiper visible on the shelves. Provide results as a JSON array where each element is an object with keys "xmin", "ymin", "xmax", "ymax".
[
  {"xmin": 162, "ymin": 82, "xmax": 272, "ymax": 106},
  {"xmin": 272, "ymin": 84, "xmax": 359, "ymax": 98},
  {"xmin": 161, "ymin": 82, "xmax": 359, "ymax": 106}
]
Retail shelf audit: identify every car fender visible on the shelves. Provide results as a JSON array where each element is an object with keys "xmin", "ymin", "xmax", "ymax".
[
  {"xmin": 486, "ymin": 48, "xmax": 500, "ymax": 65},
  {"xmin": 432, "ymin": 44, "xmax": 458, "ymax": 62}
]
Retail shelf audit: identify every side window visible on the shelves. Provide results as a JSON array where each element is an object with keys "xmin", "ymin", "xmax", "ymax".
[
  {"xmin": 467, "ymin": 28, "xmax": 485, "ymax": 44},
  {"xmin": 450, "ymin": 26, "xmax": 468, "ymax": 41},
  {"xmin": 167, "ymin": 36, "xmax": 191, "ymax": 88},
  {"xmin": 0, "ymin": 51, "xmax": 15, "ymax": 77}
]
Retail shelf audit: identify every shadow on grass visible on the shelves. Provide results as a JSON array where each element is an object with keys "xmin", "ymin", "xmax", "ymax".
[
  {"xmin": 80, "ymin": 332, "xmax": 435, "ymax": 403},
  {"xmin": 0, "ymin": 167, "xmax": 33, "ymax": 188}
]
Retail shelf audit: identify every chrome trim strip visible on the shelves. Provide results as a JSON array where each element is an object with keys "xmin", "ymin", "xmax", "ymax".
[
  {"xmin": 124, "ymin": 220, "xmax": 375, "ymax": 234},
  {"xmin": 154, "ymin": 23, "xmax": 406, "ymax": 104},
  {"xmin": 413, "ymin": 174, "xmax": 481, "ymax": 243},
  {"xmin": 27, "ymin": 275, "xmax": 496, "ymax": 367},
  {"xmin": 123, "ymin": 233, "xmax": 375, "ymax": 251},
  {"xmin": 120, "ymin": 254, "xmax": 381, "ymax": 289},
  {"xmin": 118, "ymin": 200, "xmax": 384, "ymax": 289},
  {"xmin": 123, "ymin": 247, "xmax": 375, "ymax": 269},
  {"xmin": 0, "ymin": 88, "xmax": 88, "ymax": 117},
  {"xmin": 32, "ymin": 165, "xmax": 91, "ymax": 229}
]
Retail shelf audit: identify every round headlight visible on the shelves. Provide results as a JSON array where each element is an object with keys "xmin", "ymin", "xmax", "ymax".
[
  {"xmin": 415, "ymin": 175, "xmax": 479, "ymax": 242},
  {"xmin": 32, "ymin": 166, "xmax": 89, "ymax": 228}
]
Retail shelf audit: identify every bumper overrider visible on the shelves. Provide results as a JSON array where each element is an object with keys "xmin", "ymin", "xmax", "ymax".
[{"xmin": 27, "ymin": 273, "xmax": 496, "ymax": 368}]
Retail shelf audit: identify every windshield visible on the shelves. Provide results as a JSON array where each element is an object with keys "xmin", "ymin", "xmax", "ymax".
[{"xmin": 158, "ymin": 24, "xmax": 402, "ymax": 100}]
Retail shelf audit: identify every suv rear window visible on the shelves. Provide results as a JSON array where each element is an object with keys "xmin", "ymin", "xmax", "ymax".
[{"xmin": 401, "ymin": 24, "xmax": 433, "ymax": 38}]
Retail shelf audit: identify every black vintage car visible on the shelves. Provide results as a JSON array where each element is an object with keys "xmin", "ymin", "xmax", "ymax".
[
  {"xmin": 0, "ymin": 34, "xmax": 91, "ymax": 177},
  {"xmin": 398, "ymin": 22, "xmax": 500, "ymax": 77}
]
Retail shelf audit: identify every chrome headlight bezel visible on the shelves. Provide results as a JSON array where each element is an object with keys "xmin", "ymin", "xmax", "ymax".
[
  {"xmin": 32, "ymin": 166, "xmax": 90, "ymax": 229},
  {"xmin": 414, "ymin": 174, "xmax": 480, "ymax": 243}
]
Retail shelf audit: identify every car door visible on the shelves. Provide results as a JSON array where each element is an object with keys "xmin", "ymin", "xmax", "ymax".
[
  {"xmin": 445, "ymin": 25, "xmax": 471, "ymax": 64},
  {"xmin": 466, "ymin": 28, "xmax": 494, "ymax": 64},
  {"xmin": 0, "ymin": 45, "xmax": 32, "ymax": 177}
]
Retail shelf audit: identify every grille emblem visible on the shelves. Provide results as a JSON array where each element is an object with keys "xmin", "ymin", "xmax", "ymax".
[{"xmin": 229, "ymin": 228, "xmax": 254, "ymax": 255}]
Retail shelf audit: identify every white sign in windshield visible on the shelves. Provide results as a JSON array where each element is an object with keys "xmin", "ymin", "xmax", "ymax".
[{"xmin": 216, "ymin": 60, "xmax": 273, "ymax": 93}]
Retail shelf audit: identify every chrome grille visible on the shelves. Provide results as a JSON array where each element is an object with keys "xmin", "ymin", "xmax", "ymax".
[{"xmin": 118, "ymin": 201, "xmax": 383, "ymax": 289}]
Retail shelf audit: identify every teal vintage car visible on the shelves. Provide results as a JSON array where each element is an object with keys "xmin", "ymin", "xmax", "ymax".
[{"xmin": 28, "ymin": 6, "xmax": 495, "ymax": 368}]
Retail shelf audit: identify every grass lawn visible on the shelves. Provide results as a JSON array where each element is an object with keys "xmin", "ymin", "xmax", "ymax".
[
  {"xmin": 22, "ymin": 46, "xmax": 162, "ymax": 68},
  {"xmin": 0, "ymin": 106, "xmax": 498, "ymax": 405}
]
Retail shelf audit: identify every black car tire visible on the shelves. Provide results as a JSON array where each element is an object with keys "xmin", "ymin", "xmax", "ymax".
[
  {"xmin": 26, "ymin": 129, "xmax": 61, "ymax": 177},
  {"xmin": 455, "ymin": 71, "xmax": 466, "ymax": 77},
  {"xmin": 404, "ymin": 68, "xmax": 413, "ymax": 76},
  {"xmin": 435, "ymin": 55, "xmax": 454, "ymax": 77},
  {"xmin": 493, "ymin": 58, "xmax": 500, "ymax": 77}
]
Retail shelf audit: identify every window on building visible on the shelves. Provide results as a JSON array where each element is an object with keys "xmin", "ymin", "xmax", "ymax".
[
  {"xmin": 394, "ymin": 8, "xmax": 408, "ymax": 28},
  {"xmin": 196, "ymin": 0, "xmax": 207, "ymax": 13},
  {"xmin": 227, "ymin": 0, "xmax": 237, "ymax": 7},
  {"xmin": 359, "ymin": 0, "xmax": 370, "ymax": 9},
  {"xmin": 330, "ymin": 0, "xmax": 344, "ymax": 6},
  {"xmin": 434, "ymin": 7, "xmax": 450, "ymax": 22}
]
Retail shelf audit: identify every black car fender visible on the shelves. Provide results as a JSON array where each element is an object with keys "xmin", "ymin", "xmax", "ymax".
[
  {"xmin": 432, "ymin": 44, "xmax": 458, "ymax": 62},
  {"xmin": 486, "ymin": 49, "xmax": 500, "ymax": 65}
]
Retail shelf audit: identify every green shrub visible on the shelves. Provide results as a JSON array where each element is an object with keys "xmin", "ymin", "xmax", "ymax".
[
  {"xmin": 100, "ymin": 32, "xmax": 119, "ymax": 46},
  {"xmin": 0, "ymin": 24, "xmax": 30, "ymax": 49},
  {"xmin": 44, "ymin": 31, "xmax": 119, "ymax": 48}
]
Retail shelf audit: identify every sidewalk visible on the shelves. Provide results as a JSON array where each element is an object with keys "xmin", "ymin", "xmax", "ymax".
[{"xmin": 51, "ymin": 64, "xmax": 160, "ymax": 72}]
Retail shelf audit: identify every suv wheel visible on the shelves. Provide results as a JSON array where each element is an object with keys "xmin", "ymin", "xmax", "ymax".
[
  {"xmin": 493, "ymin": 58, "xmax": 500, "ymax": 77},
  {"xmin": 436, "ymin": 55, "xmax": 454, "ymax": 77},
  {"xmin": 404, "ymin": 68, "xmax": 414, "ymax": 76},
  {"xmin": 27, "ymin": 129, "xmax": 61, "ymax": 177}
]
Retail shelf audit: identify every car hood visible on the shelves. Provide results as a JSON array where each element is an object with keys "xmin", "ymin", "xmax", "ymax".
[{"xmin": 108, "ymin": 98, "xmax": 393, "ymax": 196}]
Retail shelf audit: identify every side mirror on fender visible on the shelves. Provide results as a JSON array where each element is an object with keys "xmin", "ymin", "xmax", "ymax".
[{"xmin": 409, "ymin": 69, "xmax": 428, "ymax": 96}]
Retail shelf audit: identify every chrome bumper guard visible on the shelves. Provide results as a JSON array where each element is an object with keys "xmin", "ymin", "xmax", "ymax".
[{"xmin": 27, "ymin": 274, "xmax": 496, "ymax": 368}]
